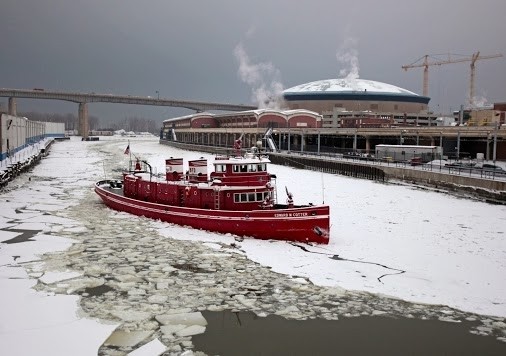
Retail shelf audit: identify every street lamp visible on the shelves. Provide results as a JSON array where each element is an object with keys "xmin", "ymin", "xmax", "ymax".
[
  {"xmin": 456, "ymin": 130, "xmax": 461, "ymax": 160},
  {"xmin": 400, "ymin": 130, "xmax": 406, "ymax": 145},
  {"xmin": 493, "ymin": 122, "xmax": 498, "ymax": 165}
]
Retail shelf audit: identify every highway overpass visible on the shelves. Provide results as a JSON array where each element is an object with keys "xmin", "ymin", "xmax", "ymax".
[{"xmin": 0, "ymin": 88, "xmax": 257, "ymax": 138}]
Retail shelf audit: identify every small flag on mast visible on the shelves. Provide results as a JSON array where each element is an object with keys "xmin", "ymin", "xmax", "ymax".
[{"xmin": 124, "ymin": 144, "xmax": 130, "ymax": 155}]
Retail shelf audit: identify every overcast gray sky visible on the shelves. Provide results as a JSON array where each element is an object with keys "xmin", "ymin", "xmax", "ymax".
[{"xmin": 1, "ymin": 0, "xmax": 505, "ymax": 125}]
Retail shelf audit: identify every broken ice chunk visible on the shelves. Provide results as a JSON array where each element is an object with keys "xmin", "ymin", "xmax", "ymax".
[{"xmin": 155, "ymin": 312, "xmax": 207, "ymax": 326}]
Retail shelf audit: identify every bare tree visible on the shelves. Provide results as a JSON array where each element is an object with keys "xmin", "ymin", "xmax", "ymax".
[{"xmin": 17, "ymin": 111, "xmax": 161, "ymax": 134}]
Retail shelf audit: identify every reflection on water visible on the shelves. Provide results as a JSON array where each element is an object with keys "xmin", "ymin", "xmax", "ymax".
[{"xmin": 193, "ymin": 310, "xmax": 506, "ymax": 356}]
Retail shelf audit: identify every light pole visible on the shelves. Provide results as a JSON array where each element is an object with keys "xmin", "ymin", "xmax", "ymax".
[
  {"xmin": 486, "ymin": 131, "xmax": 491, "ymax": 160},
  {"xmin": 456, "ymin": 130, "xmax": 461, "ymax": 161},
  {"xmin": 400, "ymin": 130, "xmax": 406, "ymax": 145},
  {"xmin": 493, "ymin": 122, "xmax": 498, "ymax": 165}
]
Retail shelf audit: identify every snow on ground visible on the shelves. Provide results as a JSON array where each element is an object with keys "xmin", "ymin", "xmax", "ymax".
[
  {"xmin": 0, "ymin": 137, "xmax": 119, "ymax": 356},
  {"xmin": 1, "ymin": 135, "xmax": 505, "ymax": 355}
]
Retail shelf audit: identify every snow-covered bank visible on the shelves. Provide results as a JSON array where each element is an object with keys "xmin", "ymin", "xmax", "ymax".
[
  {"xmin": 0, "ymin": 137, "xmax": 119, "ymax": 355},
  {"xmin": 0, "ymin": 138, "xmax": 55, "ymax": 188}
]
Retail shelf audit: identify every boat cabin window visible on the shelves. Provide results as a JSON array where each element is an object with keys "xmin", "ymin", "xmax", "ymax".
[
  {"xmin": 234, "ymin": 191, "xmax": 271, "ymax": 203},
  {"xmin": 232, "ymin": 164, "xmax": 265, "ymax": 173},
  {"xmin": 215, "ymin": 164, "xmax": 227, "ymax": 172}
]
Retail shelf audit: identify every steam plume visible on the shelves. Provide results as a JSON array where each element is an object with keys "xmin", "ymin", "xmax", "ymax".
[
  {"xmin": 233, "ymin": 42, "xmax": 284, "ymax": 109},
  {"xmin": 336, "ymin": 37, "xmax": 360, "ymax": 81},
  {"xmin": 469, "ymin": 90, "xmax": 489, "ymax": 108}
]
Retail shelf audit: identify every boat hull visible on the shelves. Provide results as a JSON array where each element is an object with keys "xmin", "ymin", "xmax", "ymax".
[{"xmin": 95, "ymin": 180, "xmax": 330, "ymax": 244}]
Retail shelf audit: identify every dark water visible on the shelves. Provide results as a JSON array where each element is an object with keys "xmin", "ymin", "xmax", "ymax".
[{"xmin": 193, "ymin": 310, "xmax": 506, "ymax": 356}]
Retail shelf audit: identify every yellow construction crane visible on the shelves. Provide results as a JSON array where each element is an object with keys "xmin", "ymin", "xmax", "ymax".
[{"xmin": 402, "ymin": 51, "xmax": 503, "ymax": 106}]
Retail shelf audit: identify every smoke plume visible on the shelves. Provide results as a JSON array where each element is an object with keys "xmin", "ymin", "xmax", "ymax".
[
  {"xmin": 469, "ymin": 88, "xmax": 489, "ymax": 108},
  {"xmin": 233, "ymin": 42, "xmax": 284, "ymax": 109},
  {"xmin": 336, "ymin": 37, "xmax": 360, "ymax": 81}
]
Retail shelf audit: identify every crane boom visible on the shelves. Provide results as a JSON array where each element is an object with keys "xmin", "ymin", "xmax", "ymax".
[{"xmin": 402, "ymin": 52, "xmax": 503, "ymax": 105}]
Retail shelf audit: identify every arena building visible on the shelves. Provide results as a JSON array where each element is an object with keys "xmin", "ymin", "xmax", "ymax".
[{"xmin": 282, "ymin": 78, "xmax": 434, "ymax": 127}]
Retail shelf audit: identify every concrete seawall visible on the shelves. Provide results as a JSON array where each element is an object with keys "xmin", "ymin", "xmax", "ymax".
[
  {"xmin": 382, "ymin": 166, "xmax": 506, "ymax": 191},
  {"xmin": 380, "ymin": 165, "xmax": 506, "ymax": 203}
]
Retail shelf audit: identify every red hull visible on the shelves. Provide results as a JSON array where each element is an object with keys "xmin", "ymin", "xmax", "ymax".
[{"xmin": 95, "ymin": 181, "xmax": 330, "ymax": 244}]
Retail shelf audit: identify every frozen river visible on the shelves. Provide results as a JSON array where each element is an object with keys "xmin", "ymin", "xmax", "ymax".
[{"xmin": 1, "ymin": 136, "xmax": 505, "ymax": 355}]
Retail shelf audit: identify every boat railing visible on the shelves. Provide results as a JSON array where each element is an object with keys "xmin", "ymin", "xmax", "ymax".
[{"xmin": 128, "ymin": 159, "xmax": 154, "ymax": 181}]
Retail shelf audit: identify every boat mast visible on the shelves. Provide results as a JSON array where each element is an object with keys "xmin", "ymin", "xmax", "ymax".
[
  {"xmin": 141, "ymin": 160, "xmax": 153, "ymax": 181},
  {"xmin": 321, "ymin": 173, "xmax": 325, "ymax": 204}
]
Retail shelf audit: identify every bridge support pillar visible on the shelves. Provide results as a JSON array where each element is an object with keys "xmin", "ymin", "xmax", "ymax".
[
  {"xmin": 78, "ymin": 102, "xmax": 89, "ymax": 139},
  {"xmin": 365, "ymin": 136, "xmax": 370, "ymax": 154},
  {"xmin": 8, "ymin": 97, "xmax": 17, "ymax": 116}
]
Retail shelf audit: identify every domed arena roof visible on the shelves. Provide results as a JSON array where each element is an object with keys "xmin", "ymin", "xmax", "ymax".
[{"xmin": 283, "ymin": 78, "xmax": 429, "ymax": 104}]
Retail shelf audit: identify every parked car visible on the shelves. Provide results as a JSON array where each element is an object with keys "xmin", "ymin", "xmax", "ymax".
[
  {"xmin": 425, "ymin": 159, "xmax": 449, "ymax": 167},
  {"xmin": 409, "ymin": 157, "xmax": 423, "ymax": 166},
  {"xmin": 445, "ymin": 161, "xmax": 475, "ymax": 169},
  {"xmin": 479, "ymin": 164, "xmax": 504, "ymax": 172}
]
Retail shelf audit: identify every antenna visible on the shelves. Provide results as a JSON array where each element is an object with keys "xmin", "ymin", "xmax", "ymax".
[{"xmin": 321, "ymin": 173, "xmax": 325, "ymax": 204}]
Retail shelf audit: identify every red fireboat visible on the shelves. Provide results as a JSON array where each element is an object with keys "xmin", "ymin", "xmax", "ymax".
[{"xmin": 95, "ymin": 141, "xmax": 330, "ymax": 244}]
